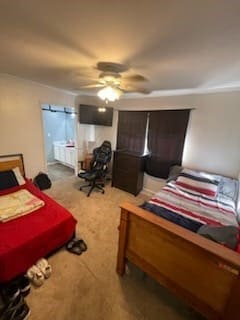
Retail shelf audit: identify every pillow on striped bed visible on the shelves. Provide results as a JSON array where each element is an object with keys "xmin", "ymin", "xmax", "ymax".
[
  {"xmin": 237, "ymin": 173, "xmax": 240, "ymax": 219},
  {"xmin": 175, "ymin": 168, "xmax": 219, "ymax": 198}
]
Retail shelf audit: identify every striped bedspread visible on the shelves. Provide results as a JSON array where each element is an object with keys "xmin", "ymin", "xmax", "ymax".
[
  {"xmin": 142, "ymin": 181, "xmax": 238, "ymax": 232},
  {"xmin": 0, "ymin": 189, "xmax": 45, "ymax": 223}
]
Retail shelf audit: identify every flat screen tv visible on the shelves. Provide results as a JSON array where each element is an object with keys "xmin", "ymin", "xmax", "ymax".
[{"xmin": 79, "ymin": 104, "xmax": 113, "ymax": 126}]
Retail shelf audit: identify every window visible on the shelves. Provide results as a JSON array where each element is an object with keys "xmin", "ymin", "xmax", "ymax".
[
  {"xmin": 145, "ymin": 109, "xmax": 190, "ymax": 178},
  {"xmin": 116, "ymin": 109, "xmax": 190, "ymax": 178},
  {"xmin": 143, "ymin": 113, "xmax": 150, "ymax": 155},
  {"xmin": 117, "ymin": 111, "xmax": 148, "ymax": 153}
]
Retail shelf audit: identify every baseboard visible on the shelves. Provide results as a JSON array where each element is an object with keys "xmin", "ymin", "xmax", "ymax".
[
  {"xmin": 47, "ymin": 161, "xmax": 58, "ymax": 165},
  {"xmin": 141, "ymin": 188, "xmax": 155, "ymax": 196}
]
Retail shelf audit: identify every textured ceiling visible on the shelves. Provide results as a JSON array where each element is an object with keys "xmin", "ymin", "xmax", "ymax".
[{"xmin": 0, "ymin": 0, "xmax": 240, "ymax": 95}]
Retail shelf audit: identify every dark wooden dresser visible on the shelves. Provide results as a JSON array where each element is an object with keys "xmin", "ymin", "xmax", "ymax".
[{"xmin": 112, "ymin": 150, "xmax": 147, "ymax": 196}]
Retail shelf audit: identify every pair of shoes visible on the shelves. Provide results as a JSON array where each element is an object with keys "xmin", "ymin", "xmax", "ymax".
[
  {"xmin": 1, "ymin": 276, "xmax": 31, "ymax": 304},
  {"xmin": 26, "ymin": 258, "xmax": 52, "ymax": 287},
  {"xmin": 0, "ymin": 294, "xmax": 30, "ymax": 320},
  {"xmin": 14, "ymin": 276, "xmax": 31, "ymax": 297},
  {"xmin": 0, "ymin": 284, "xmax": 19, "ymax": 304},
  {"xmin": 66, "ymin": 238, "xmax": 88, "ymax": 255},
  {"xmin": 36, "ymin": 258, "xmax": 52, "ymax": 279}
]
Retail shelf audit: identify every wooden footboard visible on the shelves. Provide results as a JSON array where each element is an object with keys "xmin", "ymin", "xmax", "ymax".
[{"xmin": 116, "ymin": 202, "xmax": 240, "ymax": 320}]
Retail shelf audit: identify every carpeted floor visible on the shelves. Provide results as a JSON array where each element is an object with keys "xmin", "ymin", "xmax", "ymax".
[
  {"xmin": 47, "ymin": 163, "xmax": 75, "ymax": 182},
  {"xmin": 26, "ymin": 176, "xmax": 204, "ymax": 320}
]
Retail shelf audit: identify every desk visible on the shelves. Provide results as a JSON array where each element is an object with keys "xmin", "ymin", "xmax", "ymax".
[{"xmin": 84, "ymin": 153, "xmax": 93, "ymax": 170}]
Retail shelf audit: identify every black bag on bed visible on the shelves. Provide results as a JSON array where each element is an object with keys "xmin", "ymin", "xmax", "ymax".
[{"xmin": 33, "ymin": 172, "xmax": 52, "ymax": 190}]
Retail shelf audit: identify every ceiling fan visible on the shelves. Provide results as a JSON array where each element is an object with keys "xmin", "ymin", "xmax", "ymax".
[{"xmin": 75, "ymin": 62, "xmax": 151, "ymax": 103}]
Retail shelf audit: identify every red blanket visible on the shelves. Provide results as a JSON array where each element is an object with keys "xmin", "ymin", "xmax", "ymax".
[{"xmin": 0, "ymin": 180, "xmax": 77, "ymax": 282}]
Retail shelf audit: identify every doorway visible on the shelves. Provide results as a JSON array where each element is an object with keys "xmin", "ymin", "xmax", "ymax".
[{"xmin": 41, "ymin": 104, "xmax": 78, "ymax": 182}]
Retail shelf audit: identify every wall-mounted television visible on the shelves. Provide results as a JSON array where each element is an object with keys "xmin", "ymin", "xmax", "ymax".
[{"xmin": 79, "ymin": 104, "xmax": 113, "ymax": 127}]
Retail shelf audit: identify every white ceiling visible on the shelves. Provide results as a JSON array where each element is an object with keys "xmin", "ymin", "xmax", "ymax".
[{"xmin": 0, "ymin": 0, "xmax": 240, "ymax": 95}]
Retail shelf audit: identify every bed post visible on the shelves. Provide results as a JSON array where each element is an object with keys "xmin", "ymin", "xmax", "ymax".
[
  {"xmin": 222, "ymin": 274, "xmax": 240, "ymax": 320},
  {"xmin": 116, "ymin": 208, "xmax": 129, "ymax": 276}
]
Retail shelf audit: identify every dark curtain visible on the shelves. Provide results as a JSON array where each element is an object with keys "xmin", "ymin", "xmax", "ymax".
[
  {"xmin": 117, "ymin": 111, "xmax": 148, "ymax": 153},
  {"xmin": 146, "ymin": 109, "xmax": 190, "ymax": 178}
]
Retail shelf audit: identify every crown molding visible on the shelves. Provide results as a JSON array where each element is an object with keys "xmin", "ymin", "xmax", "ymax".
[
  {"xmin": 79, "ymin": 84, "xmax": 240, "ymax": 99},
  {"xmin": 0, "ymin": 73, "xmax": 78, "ymax": 96},
  {"xmin": 121, "ymin": 85, "xmax": 240, "ymax": 99},
  {"xmin": 2, "ymin": 72, "xmax": 240, "ymax": 98},
  {"xmin": 78, "ymin": 84, "xmax": 240, "ymax": 99}
]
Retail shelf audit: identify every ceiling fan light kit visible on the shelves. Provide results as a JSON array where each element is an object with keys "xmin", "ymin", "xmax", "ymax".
[
  {"xmin": 98, "ymin": 107, "xmax": 106, "ymax": 112},
  {"xmin": 77, "ymin": 61, "xmax": 150, "ymax": 102},
  {"xmin": 97, "ymin": 86, "xmax": 123, "ymax": 103}
]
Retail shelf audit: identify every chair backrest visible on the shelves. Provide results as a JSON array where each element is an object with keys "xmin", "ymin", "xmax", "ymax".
[{"xmin": 91, "ymin": 141, "xmax": 112, "ymax": 172}]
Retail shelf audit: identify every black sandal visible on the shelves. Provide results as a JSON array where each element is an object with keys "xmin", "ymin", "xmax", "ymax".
[
  {"xmin": 66, "ymin": 239, "xmax": 82, "ymax": 255},
  {"xmin": 75, "ymin": 239, "xmax": 87, "ymax": 252},
  {"xmin": 66, "ymin": 238, "xmax": 87, "ymax": 255}
]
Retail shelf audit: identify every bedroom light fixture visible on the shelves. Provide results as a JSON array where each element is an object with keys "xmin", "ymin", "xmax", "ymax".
[
  {"xmin": 97, "ymin": 86, "xmax": 122, "ymax": 103},
  {"xmin": 98, "ymin": 107, "xmax": 106, "ymax": 112}
]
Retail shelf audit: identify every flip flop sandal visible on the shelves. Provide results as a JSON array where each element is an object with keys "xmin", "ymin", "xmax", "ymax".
[
  {"xmin": 66, "ymin": 239, "xmax": 77, "ymax": 250},
  {"xmin": 66, "ymin": 239, "xmax": 82, "ymax": 255},
  {"xmin": 75, "ymin": 239, "xmax": 87, "ymax": 252}
]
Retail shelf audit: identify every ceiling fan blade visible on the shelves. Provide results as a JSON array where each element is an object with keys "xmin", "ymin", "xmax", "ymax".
[
  {"xmin": 96, "ymin": 61, "xmax": 129, "ymax": 73},
  {"xmin": 78, "ymin": 83, "xmax": 105, "ymax": 89},
  {"xmin": 124, "ymin": 74, "xmax": 148, "ymax": 82},
  {"xmin": 119, "ymin": 83, "xmax": 151, "ymax": 94}
]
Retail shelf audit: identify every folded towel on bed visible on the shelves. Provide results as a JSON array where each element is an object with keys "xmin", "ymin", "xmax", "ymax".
[{"xmin": 0, "ymin": 189, "xmax": 45, "ymax": 222}]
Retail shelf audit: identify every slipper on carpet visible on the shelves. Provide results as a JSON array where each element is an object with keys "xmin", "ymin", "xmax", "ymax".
[
  {"xmin": 66, "ymin": 239, "xmax": 82, "ymax": 255},
  {"xmin": 36, "ymin": 258, "xmax": 52, "ymax": 279},
  {"xmin": 75, "ymin": 239, "xmax": 87, "ymax": 252},
  {"xmin": 66, "ymin": 238, "xmax": 87, "ymax": 255},
  {"xmin": 26, "ymin": 265, "xmax": 44, "ymax": 287}
]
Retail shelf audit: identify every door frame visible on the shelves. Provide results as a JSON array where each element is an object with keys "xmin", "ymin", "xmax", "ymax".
[{"xmin": 40, "ymin": 103, "xmax": 79, "ymax": 176}]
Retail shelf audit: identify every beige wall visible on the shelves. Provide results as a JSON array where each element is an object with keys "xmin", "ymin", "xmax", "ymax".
[{"xmin": 0, "ymin": 74, "xmax": 75, "ymax": 177}]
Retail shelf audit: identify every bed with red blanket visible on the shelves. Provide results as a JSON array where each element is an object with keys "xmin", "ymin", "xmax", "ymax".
[
  {"xmin": 0, "ymin": 154, "xmax": 77, "ymax": 283},
  {"xmin": 117, "ymin": 167, "xmax": 240, "ymax": 320}
]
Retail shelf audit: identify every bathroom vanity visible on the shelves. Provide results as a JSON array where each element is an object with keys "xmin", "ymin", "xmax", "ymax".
[{"xmin": 53, "ymin": 141, "xmax": 76, "ymax": 168}]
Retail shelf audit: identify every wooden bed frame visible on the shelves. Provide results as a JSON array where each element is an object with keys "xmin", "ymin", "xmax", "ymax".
[
  {"xmin": 117, "ymin": 202, "xmax": 240, "ymax": 320},
  {"xmin": 0, "ymin": 153, "xmax": 25, "ymax": 176}
]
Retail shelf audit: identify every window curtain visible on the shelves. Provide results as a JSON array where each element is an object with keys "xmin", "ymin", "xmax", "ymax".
[
  {"xmin": 145, "ymin": 109, "xmax": 190, "ymax": 178},
  {"xmin": 117, "ymin": 111, "xmax": 148, "ymax": 153}
]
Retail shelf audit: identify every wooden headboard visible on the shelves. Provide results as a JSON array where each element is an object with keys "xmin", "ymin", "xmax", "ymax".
[{"xmin": 0, "ymin": 154, "xmax": 25, "ymax": 177}]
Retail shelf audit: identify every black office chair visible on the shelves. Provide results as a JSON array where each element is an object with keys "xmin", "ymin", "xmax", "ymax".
[{"xmin": 78, "ymin": 141, "xmax": 112, "ymax": 197}]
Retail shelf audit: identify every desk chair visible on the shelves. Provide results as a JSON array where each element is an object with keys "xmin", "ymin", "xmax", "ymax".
[{"xmin": 78, "ymin": 141, "xmax": 112, "ymax": 197}]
